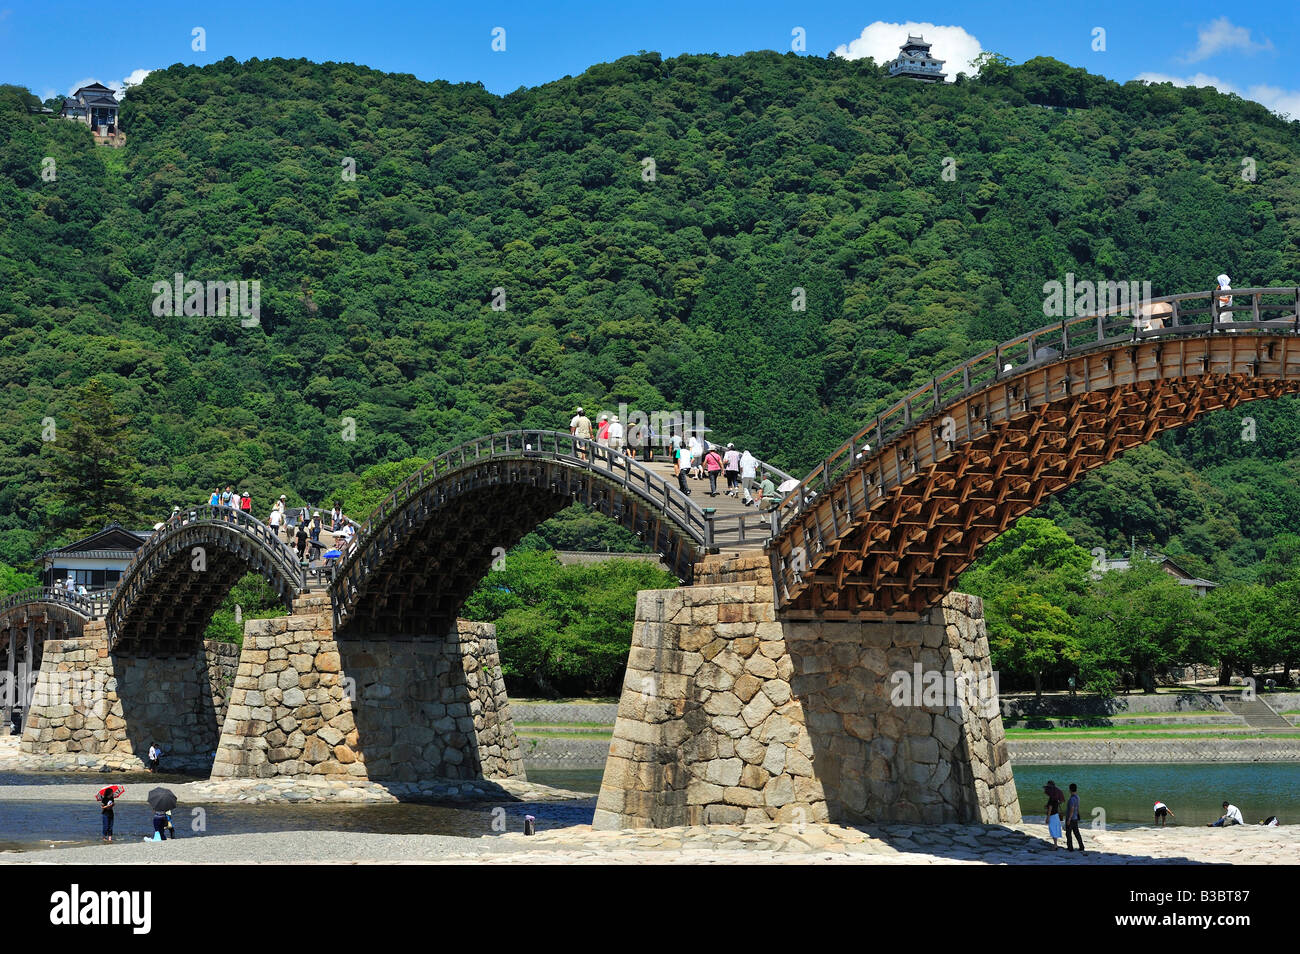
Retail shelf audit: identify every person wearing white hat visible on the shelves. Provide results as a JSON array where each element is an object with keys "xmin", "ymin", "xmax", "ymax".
[
  {"xmin": 1216, "ymin": 273, "xmax": 1233, "ymax": 321},
  {"xmin": 608, "ymin": 414, "xmax": 624, "ymax": 453},
  {"xmin": 269, "ymin": 496, "xmax": 285, "ymax": 539},
  {"xmin": 569, "ymin": 406, "xmax": 592, "ymax": 460},
  {"xmin": 595, "ymin": 412, "xmax": 610, "ymax": 447}
]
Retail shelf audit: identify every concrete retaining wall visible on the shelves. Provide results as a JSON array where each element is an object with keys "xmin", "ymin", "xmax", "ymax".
[
  {"xmin": 511, "ymin": 703, "xmax": 618, "ymax": 724},
  {"xmin": 1010, "ymin": 738, "xmax": 1300, "ymax": 763}
]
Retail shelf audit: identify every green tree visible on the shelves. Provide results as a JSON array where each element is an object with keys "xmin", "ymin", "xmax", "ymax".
[{"xmin": 40, "ymin": 380, "xmax": 141, "ymax": 535}]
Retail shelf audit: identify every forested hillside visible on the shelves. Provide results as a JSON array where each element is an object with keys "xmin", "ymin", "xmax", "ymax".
[{"xmin": 2, "ymin": 51, "xmax": 1299, "ymax": 583}]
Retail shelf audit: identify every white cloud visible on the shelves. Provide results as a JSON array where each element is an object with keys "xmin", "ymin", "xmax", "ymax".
[
  {"xmin": 1135, "ymin": 71, "xmax": 1299, "ymax": 121},
  {"xmin": 1184, "ymin": 17, "xmax": 1273, "ymax": 63},
  {"xmin": 833, "ymin": 21, "xmax": 982, "ymax": 82},
  {"xmin": 66, "ymin": 68, "xmax": 154, "ymax": 101}
]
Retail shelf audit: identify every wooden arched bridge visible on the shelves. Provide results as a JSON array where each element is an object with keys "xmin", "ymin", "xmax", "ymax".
[
  {"xmin": 8, "ymin": 285, "xmax": 1299, "ymax": 654},
  {"xmin": 40, "ymin": 432, "xmax": 791, "ymax": 653},
  {"xmin": 766, "ymin": 285, "xmax": 1300, "ymax": 618}
]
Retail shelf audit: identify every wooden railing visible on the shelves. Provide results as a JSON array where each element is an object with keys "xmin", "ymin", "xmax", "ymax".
[
  {"xmin": 0, "ymin": 586, "xmax": 112, "ymax": 621},
  {"xmin": 336, "ymin": 430, "xmax": 711, "ymax": 582},
  {"xmin": 771, "ymin": 285, "xmax": 1300, "ymax": 539},
  {"xmin": 105, "ymin": 505, "xmax": 307, "ymax": 640}
]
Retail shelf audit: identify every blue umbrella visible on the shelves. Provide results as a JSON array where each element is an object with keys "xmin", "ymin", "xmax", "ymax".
[{"xmin": 322, "ymin": 548, "xmax": 342, "ymax": 559}]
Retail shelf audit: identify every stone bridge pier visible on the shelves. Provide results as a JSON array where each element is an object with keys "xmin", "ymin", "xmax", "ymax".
[
  {"xmin": 20, "ymin": 621, "xmax": 237, "ymax": 771},
  {"xmin": 593, "ymin": 554, "xmax": 1021, "ymax": 828},
  {"xmin": 212, "ymin": 595, "xmax": 526, "ymax": 781}
]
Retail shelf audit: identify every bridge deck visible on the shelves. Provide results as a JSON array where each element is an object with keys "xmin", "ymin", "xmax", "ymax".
[{"xmin": 640, "ymin": 458, "xmax": 772, "ymax": 553}]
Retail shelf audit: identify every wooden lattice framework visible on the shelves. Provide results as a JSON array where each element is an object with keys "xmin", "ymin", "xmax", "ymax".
[
  {"xmin": 769, "ymin": 286, "xmax": 1300, "ymax": 618},
  {"xmin": 331, "ymin": 432, "xmax": 711, "ymax": 637}
]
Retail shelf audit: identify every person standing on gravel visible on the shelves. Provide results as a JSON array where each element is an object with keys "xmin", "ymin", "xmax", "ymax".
[{"xmin": 1064, "ymin": 783, "xmax": 1085, "ymax": 852}]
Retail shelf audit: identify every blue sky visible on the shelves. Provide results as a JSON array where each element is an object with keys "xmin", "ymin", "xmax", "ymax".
[{"xmin": 1, "ymin": 1, "xmax": 1296, "ymax": 117}]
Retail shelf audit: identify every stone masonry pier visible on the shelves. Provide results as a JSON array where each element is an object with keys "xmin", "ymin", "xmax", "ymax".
[
  {"xmin": 20, "ymin": 595, "xmax": 526, "ymax": 783},
  {"xmin": 593, "ymin": 554, "xmax": 1020, "ymax": 829},
  {"xmin": 20, "ymin": 621, "xmax": 237, "ymax": 771},
  {"xmin": 212, "ymin": 595, "xmax": 526, "ymax": 781}
]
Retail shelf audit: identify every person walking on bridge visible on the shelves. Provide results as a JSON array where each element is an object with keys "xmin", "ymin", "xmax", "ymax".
[
  {"xmin": 739, "ymin": 450, "xmax": 758, "ymax": 506},
  {"xmin": 570, "ymin": 406, "xmax": 593, "ymax": 460},
  {"xmin": 1215, "ymin": 273, "xmax": 1234, "ymax": 329},
  {"xmin": 269, "ymin": 498, "xmax": 285, "ymax": 540},
  {"xmin": 723, "ymin": 444, "xmax": 740, "ymax": 496},
  {"xmin": 208, "ymin": 488, "xmax": 220, "ymax": 508},
  {"xmin": 239, "ymin": 491, "xmax": 252, "ymax": 516},
  {"xmin": 674, "ymin": 439, "xmax": 693, "ymax": 496},
  {"xmin": 703, "ymin": 446, "xmax": 723, "ymax": 496},
  {"xmin": 608, "ymin": 415, "xmax": 624, "ymax": 454}
]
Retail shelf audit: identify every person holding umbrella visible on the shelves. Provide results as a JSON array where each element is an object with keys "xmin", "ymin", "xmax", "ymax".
[
  {"xmin": 97, "ymin": 784, "xmax": 123, "ymax": 843},
  {"xmin": 148, "ymin": 787, "xmax": 178, "ymax": 841}
]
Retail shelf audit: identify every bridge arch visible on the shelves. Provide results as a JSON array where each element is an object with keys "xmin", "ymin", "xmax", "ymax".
[
  {"xmin": 330, "ymin": 430, "xmax": 715, "ymax": 636},
  {"xmin": 770, "ymin": 286, "xmax": 1300, "ymax": 616},
  {"xmin": 106, "ymin": 508, "xmax": 305, "ymax": 653}
]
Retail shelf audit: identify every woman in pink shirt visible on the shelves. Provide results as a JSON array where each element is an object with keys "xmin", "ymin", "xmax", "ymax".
[{"xmin": 704, "ymin": 447, "xmax": 724, "ymax": 497}]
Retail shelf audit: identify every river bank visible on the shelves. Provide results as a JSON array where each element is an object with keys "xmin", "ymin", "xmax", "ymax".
[{"xmin": 5, "ymin": 819, "xmax": 1296, "ymax": 864}]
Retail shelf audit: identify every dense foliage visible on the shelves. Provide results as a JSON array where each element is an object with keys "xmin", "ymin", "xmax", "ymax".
[
  {"xmin": 2, "ymin": 52, "xmax": 1299, "ymax": 579},
  {"xmin": 460, "ymin": 548, "xmax": 677, "ymax": 696},
  {"xmin": 960, "ymin": 518, "xmax": 1297, "ymax": 695}
]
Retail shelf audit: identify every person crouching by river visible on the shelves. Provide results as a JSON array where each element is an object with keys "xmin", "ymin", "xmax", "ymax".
[
  {"xmin": 1153, "ymin": 800, "xmax": 1174, "ymax": 826},
  {"xmin": 1209, "ymin": 801, "xmax": 1244, "ymax": 827}
]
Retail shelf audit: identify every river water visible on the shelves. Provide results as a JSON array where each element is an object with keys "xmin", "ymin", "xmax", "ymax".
[{"xmin": 0, "ymin": 764, "xmax": 1292, "ymax": 853}]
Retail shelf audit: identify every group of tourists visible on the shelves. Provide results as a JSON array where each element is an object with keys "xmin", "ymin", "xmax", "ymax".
[
  {"xmin": 1043, "ymin": 780, "xmax": 1280, "ymax": 848},
  {"xmin": 567, "ymin": 407, "xmax": 785, "ymax": 510},
  {"xmin": 97, "ymin": 777, "xmax": 175, "ymax": 844},
  {"xmin": 671, "ymin": 439, "xmax": 780, "ymax": 510},
  {"xmin": 163, "ymin": 488, "xmax": 356, "ymax": 563}
]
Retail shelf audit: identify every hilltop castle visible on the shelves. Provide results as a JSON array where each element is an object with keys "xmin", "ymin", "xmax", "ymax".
[{"xmin": 887, "ymin": 35, "xmax": 947, "ymax": 83}]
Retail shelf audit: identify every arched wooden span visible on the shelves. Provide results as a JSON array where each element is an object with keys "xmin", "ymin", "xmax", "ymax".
[
  {"xmin": 768, "ymin": 286, "xmax": 1300, "ymax": 618},
  {"xmin": 330, "ymin": 430, "xmax": 725, "ymax": 636},
  {"xmin": 105, "ymin": 507, "xmax": 306, "ymax": 653}
]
